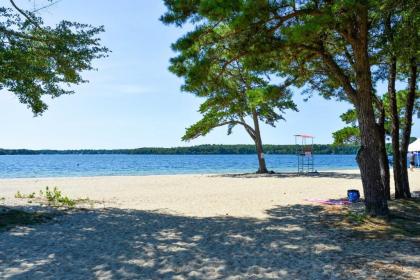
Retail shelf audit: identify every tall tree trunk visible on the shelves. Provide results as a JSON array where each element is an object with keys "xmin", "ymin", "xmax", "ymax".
[
  {"xmin": 377, "ymin": 105, "xmax": 391, "ymax": 200},
  {"xmin": 252, "ymin": 109, "xmax": 268, "ymax": 173},
  {"xmin": 388, "ymin": 56, "xmax": 404, "ymax": 198},
  {"xmin": 355, "ymin": 100, "xmax": 389, "ymax": 216},
  {"xmin": 399, "ymin": 57, "xmax": 417, "ymax": 199},
  {"xmin": 352, "ymin": 9, "xmax": 389, "ymax": 216}
]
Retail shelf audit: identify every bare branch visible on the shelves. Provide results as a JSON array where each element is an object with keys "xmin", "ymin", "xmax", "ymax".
[{"xmin": 33, "ymin": 0, "xmax": 63, "ymax": 13}]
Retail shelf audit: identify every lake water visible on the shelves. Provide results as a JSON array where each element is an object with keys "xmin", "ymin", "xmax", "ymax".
[{"xmin": 0, "ymin": 154, "xmax": 358, "ymax": 178}]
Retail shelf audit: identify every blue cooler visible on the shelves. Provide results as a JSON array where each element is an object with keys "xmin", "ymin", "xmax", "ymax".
[{"xmin": 347, "ymin": 189, "xmax": 360, "ymax": 203}]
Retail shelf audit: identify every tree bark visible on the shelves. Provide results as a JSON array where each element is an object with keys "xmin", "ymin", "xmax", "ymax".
[
  {"xmin": 388, "ymin": 56, "xmax": 404, "ymax": 198},
  {"xmin": 355, "ymin": 102, "xmax": 389, "ymax": 216},
  {"xmin": 399, "ymin": 57, "xmax": 417, "ymax": 199},
  {"xmin": 252, "ymin": 109, "xmax": 268, "ymax": 173},
  {"xmin": 352, "ymin": 8, "xmax": 389, "ymax": 216},
  {"xmin": 377, "ymin": 105, "xmax": 391, "ymax": 200}
]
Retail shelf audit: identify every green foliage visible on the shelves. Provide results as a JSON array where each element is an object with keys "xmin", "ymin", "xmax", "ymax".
[
  {"xmin": 41, "ymin": 186, "xmax": 76, "ymax": 207},
  {"xmin": 166, "ymin": 16, "xmax": 297, "ymax": 142},
  {"xmin": 0, "ymin": 2, "xmax": 109, "ymax": 115},
  {"xmin": 161, "ymin": 0, "xmax": 418, "ymax": 108},
  {"xmin": 333, "ymin": 90, "xmax": 419, "ymax": 145},
  {"xmin": 163, "ymin": 1, "xmax": 303, "ymax": 143},
  {"xmin": 333, "ymin": 127, "xmax": 361, "ymax": 146},
  {"xmin": 382, "ymin": 90, "xmax": 420, "ymax": 132}
]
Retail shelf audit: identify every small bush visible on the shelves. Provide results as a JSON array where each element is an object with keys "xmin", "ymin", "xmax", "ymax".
[{"xmin": 42, "ymin": 186, "xmax": 76, "ymax": 207}]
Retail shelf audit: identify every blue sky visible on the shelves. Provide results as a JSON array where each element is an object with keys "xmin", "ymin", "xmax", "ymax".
[{"xmin": 0, "ymin": 0, "xmax": 418, "ymax": 149}]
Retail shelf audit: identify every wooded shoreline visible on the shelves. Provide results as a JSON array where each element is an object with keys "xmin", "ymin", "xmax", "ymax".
[{"xmin": 0, "ymin": 144, "xmax": 361, "ymax": 155}]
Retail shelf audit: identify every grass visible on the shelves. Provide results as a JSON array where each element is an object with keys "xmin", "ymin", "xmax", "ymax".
[
  {"xmin": 323, "ymin": 198, "xmax": 420, "ymax": 239},
  {"xmin": 0, "ymin": 208, "xmax": 53, "ymax": 231}
]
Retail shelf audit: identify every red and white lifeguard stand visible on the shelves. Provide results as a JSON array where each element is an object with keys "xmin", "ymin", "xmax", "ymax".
[{"xmin": 294, "ymin": 134, "xmax": 315, "ymax": 173}]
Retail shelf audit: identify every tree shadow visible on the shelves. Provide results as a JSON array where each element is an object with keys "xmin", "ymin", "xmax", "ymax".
[
  {"xmin": 0, "ymin": 204, "xmax": 418, "ymax": 279},
  {"xmin": 214, "ymin": 171, "xmax": 361, "ymax": 180}
]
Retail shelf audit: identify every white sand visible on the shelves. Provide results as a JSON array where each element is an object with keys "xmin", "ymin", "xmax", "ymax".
[{"xmin": 1, "ymin": 170, "xmax": 419, "ymax": 279}]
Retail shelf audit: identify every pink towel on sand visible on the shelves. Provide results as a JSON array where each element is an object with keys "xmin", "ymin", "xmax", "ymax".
[{"xmin": 305, "ymin": 198, "xmax": 351, "ymax": 205}]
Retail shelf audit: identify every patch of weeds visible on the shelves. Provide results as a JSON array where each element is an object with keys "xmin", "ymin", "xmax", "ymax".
[
  {"xmin": 15, "ymin": 187, "xmax": 79, "ymax": 208},
  {"xmin": 0, "ymin": 208, "xmax": 52, "ymax": 231},
  {"xmin": 346, "ymin": 211, "xmax": 367, "ymax": 224},
  {"xmin": 15, "ymin": 191, "xmax": 36, "ymax": 199},
  {"xmin": 41, "ymin": 186, "xmax": 76, "ymax": 207}
]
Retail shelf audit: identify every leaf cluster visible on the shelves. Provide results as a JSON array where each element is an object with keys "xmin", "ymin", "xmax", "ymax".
[{"xmin": 0, "ymin": 4, "xmax": 109, "ymax": 114}]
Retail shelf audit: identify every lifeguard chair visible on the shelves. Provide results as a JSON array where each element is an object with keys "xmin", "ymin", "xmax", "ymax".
[{"xmin": 294, "ymin": 134, "xmax": 315, "ymax": 173}]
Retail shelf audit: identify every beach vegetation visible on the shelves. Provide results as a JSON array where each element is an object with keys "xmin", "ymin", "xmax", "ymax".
[
  {"xmin": 15, "ymin": 191, "xmax": 35, "ymax": 199},
  {"xmin": 41, "ymin": 186, "xmax": 76, "ymax": 207},
  {"xmin": 15, "ymin": 187, "xmax": 77, "ymax": 208}
]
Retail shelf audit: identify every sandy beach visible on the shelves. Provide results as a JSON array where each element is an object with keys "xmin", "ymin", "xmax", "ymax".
[{"xmin": 1, "ymin": 170, "xmax": 419, "ymax": 279}]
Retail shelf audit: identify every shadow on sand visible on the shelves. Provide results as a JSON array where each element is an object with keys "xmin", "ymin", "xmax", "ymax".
[
  {"xmin": 0, "ymin": 203, "xmax": 418, "ymax": 279},
  {"xmin": 213, "ymin": 171, "xmax": 361, "ymax": 180}
]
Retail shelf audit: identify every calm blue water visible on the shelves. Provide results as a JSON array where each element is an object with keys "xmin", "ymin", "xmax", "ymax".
[{"xmin": 0, "ymin": 154, "xmax": 358, "ymax": 178}]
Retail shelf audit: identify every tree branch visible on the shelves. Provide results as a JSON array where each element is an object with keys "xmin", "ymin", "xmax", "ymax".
[
  {"xmin": 33, "ymin": 0, "xmax": 63, "ymax": 13},
  {"xmin": 10, "ymin": 0, "xmax": 41, "ymax": 29},
  {"xmin": 303, "ymin": 42, "xmax": 358, "ymax": 102}
]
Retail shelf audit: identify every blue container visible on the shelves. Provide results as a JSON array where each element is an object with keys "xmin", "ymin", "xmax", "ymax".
[{"xmin": 347, "ymin": 189, "xmax": 360, "ymax": 203}]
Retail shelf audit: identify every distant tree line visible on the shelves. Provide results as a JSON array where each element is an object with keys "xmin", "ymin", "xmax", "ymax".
[{"xmin": 0, "ymin": 144, "xmax": 361, "ymax": 155}]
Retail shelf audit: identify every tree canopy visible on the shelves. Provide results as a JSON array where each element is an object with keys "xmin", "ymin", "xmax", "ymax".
[
  {"xmin": 0, "ymin": 0, "xmax": 108, "ymax": 115},
  {"xmin": 167, "ymin": 24, "xmax": 297, "ymax": 141}
]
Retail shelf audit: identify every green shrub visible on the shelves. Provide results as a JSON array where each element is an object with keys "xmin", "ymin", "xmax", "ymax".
[
  {"xmin": 42, "ymin": 186, "xmax": 76, "ymax": 207},
  {"xmin": 15, "ymin": 187, "xmax": 77, "ymax": 208}
]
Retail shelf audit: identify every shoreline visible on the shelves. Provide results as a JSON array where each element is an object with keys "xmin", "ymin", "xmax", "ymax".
[
  {"xmin": 1, "ymin": 169, "xmax": 418, "ymax": 219},
  {"xmin": 0, "ymin": 168, "xmax": 361, "ymax": 181}
]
